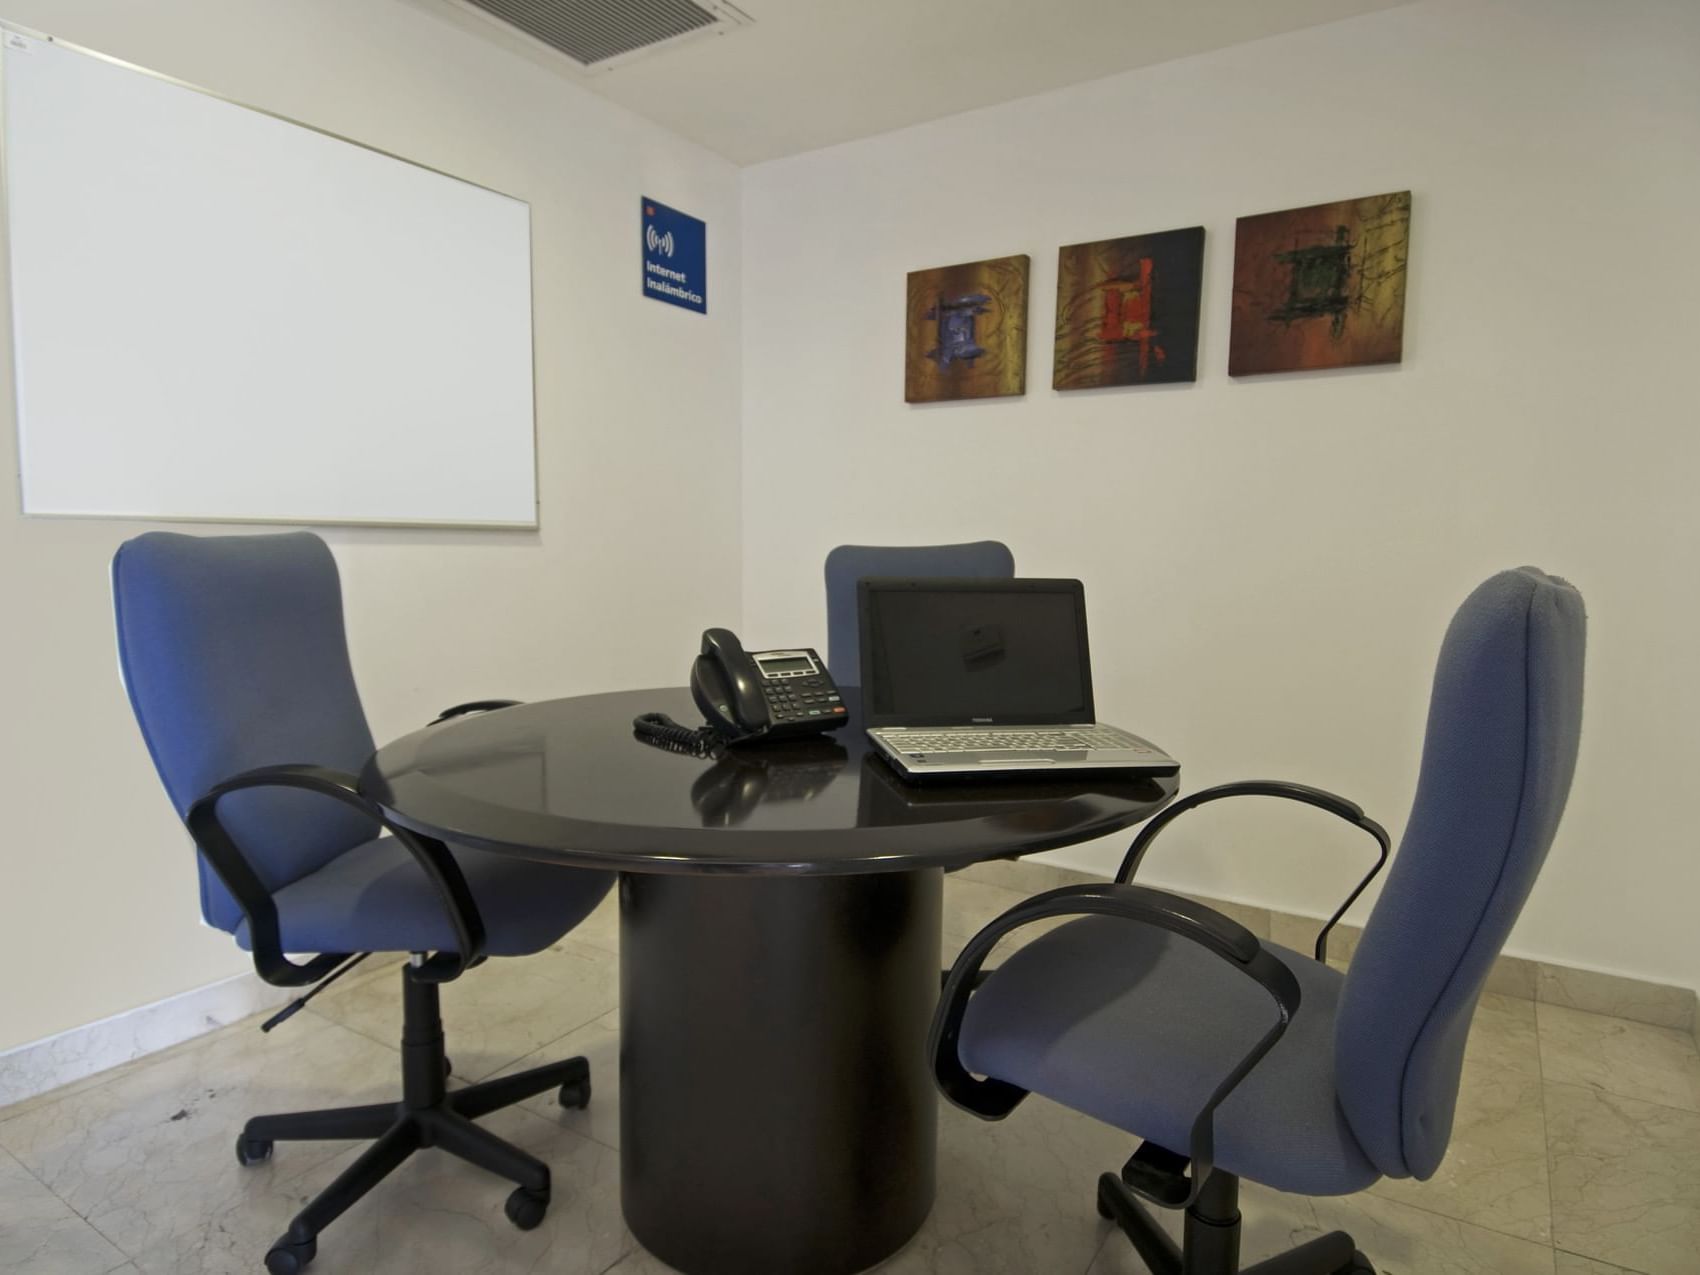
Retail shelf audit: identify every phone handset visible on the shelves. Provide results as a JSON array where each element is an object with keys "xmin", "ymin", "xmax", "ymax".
[{"xmin": 692, "ymin": 627, "xmax": 771, "ymax": 740}]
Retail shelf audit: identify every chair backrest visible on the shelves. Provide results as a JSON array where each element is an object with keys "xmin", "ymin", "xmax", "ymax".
[
  {"xmin": 113, "ymin": 531, "xmax": 381, "ymax": 933},
  {"xmin": 823, "ymin": 540, "xmax": 1015, "ymax": 684},
  {"xmin": 1334, "ymin": 567, "xmax": 1585, "ymax": 1180}
]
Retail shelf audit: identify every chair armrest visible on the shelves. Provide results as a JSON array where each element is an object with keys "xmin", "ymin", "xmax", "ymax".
[
  {"xmin": 929, "ymin": 882, "xmax": 1302, "ymax": 1208},
  {"xmin": 1116, "ymin": 780, "xmax": 1390, "ymax": 962},
  {"xmin": 185, "ymin": 763, "xmax": 488, "ymax": 987},
  {"xmin": 430, "ymin": 700, "xmax": 521, "ymax": 726}
]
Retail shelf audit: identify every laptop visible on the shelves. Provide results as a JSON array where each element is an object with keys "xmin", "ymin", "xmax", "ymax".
[{"xmin": 858, "ymin": 577, "xmax": 1180, "ymax": 779}]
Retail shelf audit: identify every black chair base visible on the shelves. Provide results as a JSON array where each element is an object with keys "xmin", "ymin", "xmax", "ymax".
[
  {"xmin": 237, "ymin": 965, "xmax": 592, "ymax": 1274},
  {"xmin": 1097, "ymin": 1165, "xmax": 1373, "ymax": 1275}
]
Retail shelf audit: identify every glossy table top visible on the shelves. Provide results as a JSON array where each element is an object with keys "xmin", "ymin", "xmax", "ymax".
[{"xmin": 361, "ymin": 688, "xmax": 1178, "ymax": 875}]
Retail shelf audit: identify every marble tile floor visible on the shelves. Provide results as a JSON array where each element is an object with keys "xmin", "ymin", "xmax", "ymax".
[{"xmin": 3, "ymin": 877, "xmax": 1697, "ymax": 1275}]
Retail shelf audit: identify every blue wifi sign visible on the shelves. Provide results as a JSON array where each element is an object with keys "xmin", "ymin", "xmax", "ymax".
[{"xmin": 641, "ymin": 197, "xmax": 706, "ymax": 315}]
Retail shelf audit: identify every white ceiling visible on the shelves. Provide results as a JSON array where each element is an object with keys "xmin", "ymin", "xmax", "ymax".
[{"xmin": 418, "ymin": 0, "xmax": 1411, "ymax": 166}]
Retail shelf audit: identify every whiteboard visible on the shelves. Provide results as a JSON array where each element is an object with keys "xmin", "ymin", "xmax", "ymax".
[{"xmin": 2, "ymin": 29, "xmax": 537, "ymax": 527}]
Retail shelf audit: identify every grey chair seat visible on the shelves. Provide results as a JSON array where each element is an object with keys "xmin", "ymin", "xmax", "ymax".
[
  {"xmin": 959, "ymin": 916, "xmax": 1380, "ymax": 1197},
  {"xmin": 236, "ymin": 835, "xmax": 613, "ymax": 958},
  {"xmin": 940, "ymin": 568, "xmax": 1585, "ymax": 1274},
  {"xmin": 116, "ymin": 530, "xmax": 617, "ymax": 1268}
]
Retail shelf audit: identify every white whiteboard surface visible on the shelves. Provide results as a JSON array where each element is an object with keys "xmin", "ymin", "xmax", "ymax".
[{"xmin": 3, "ymin": 30, "xmax": 537, "ymax": 527}]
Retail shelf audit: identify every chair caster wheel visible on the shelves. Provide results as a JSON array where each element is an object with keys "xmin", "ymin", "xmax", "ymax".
[
  {"xmin": 1337, "ymin": 1253, "xmax": 1374, "ymax": 1274},
  {"xmin": 443, "ymin": 1056, "xmax": 454, "ymax": 1078},
  {"xmin": 264, "ymin": 1235, "xmax": 316, "ymax": 1274},
  {"xmin": 1095, "ymin": 1173, "xmax": 1117, "ymax": 1219},
  {"xmin": 236, "ymin": 1134, "xmax": 273, "ymax": 1167},
  {"xmin": 505, "ymin": 1185, "xmax": 550, "ymax": 1231},
  {"xmin": 558, "ymin": 1076, "xmax": 592, "ymax": 1110}
]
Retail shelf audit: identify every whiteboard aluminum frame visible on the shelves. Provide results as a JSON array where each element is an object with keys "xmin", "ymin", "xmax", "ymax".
[{"xmin": 0, "ymin": 19, "xmax": 542, "ymax": 531}]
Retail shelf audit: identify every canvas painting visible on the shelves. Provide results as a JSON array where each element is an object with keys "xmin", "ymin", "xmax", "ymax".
[
  {"xmin": 1053, "ymin": 227, "xmax": 1204, "ymax": 390},
  {"xmin": 1228, "ymin": 191, "xmax": 1412, "ymax": 377},
  {"xmin": 905, "ymin": 255, "xmax": 1030, "ymax": 403}
]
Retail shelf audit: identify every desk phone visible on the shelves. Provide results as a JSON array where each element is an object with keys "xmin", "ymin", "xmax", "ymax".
[{"xmin": 693, "ymin": 629, "xmax": 847, "ymax": 743}]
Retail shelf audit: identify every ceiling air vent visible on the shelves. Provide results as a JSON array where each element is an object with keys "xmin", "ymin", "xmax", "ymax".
[{"xmin": 458, "ymin": 0, "xmax": 752, "ymax": 71}]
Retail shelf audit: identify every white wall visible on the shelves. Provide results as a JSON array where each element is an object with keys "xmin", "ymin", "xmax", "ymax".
[
  {"xmin": 6, "ymin": 0, "xmax": 1696, "ymax": 1062},
  {"xmin": 741, "ymin": 0, "xmax": 1700, "ymax": 990},
  {"xmin": 0, "ymin": 0, "xmax": 743, "ymax": 1053}
]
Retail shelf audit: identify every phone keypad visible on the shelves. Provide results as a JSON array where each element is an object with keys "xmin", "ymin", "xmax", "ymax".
[{"xmin": 762, "ymin": 672, "xmax": 846, "ymax": 723}]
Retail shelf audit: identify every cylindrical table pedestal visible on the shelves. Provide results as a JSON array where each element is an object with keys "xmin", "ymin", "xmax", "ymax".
[{"xmin": 619, "ymin": 867, "xmax": 943, "ymax": 1275}]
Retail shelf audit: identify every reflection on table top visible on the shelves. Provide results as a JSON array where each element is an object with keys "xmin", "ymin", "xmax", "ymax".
[{"xmin": 361, "ymin": 687, "xmax": 1177, "ymax": 876}]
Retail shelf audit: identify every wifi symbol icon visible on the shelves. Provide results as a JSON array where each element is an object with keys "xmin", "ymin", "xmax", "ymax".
[{"xmin": 645, "ymin": 225, "xmax": 676, "ymax": 258}]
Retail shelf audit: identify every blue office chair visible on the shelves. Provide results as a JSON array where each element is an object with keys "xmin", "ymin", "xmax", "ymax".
[
  {"xmin": 823, "ymin": 540, "xmax": 1015, "ymax": 683},
  {"xmin": 112, "ymin": 531, "xmax": 614, "ymax": 1275},
  {"xmin": 931, "ymin": 567, "xmax": 1585, "ymax": 1275}
]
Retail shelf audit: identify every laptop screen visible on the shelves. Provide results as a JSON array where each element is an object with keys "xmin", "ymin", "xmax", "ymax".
[{"xmin": 857, "ymin": 578, "xmax": 1096, "ymax": 727}]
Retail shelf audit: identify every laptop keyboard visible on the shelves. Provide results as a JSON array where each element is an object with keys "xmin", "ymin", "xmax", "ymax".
[{"xmin": 892, "ymin": 727, "xmax": 1149, "ymax": 754}]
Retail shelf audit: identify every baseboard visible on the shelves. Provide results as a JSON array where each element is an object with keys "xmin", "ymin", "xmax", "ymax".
[
  {"xmin": 0, "ymin": 969, "xmax": 294, "ymax": 1110},
  {"xmin": 955, "ymin": 858, "xmax": 1699, "ymax": 1036}
]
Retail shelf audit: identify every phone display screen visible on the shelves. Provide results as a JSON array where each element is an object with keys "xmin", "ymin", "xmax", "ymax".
[{"xmin": 756, "ymin": 654, "xmax": 814, "ymax": 676}]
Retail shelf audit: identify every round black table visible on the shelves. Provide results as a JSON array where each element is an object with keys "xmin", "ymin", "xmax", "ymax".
[{"xmin": 361, "ymin": 688, "xmax": 1177, "ymax": 1275}]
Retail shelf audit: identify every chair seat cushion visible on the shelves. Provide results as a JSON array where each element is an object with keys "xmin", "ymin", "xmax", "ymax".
[
  {"xmin": 235, "ymin": 835, "xmax": 613, "ymax": 958},
  {"xmin": 958, "ymin": 916, "xmax": 1382, "ymax": 1197}
]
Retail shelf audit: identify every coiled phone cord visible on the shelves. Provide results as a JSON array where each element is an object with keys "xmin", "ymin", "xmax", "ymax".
[{"xmin": 632, "ymin": 712, "xmax": 722, "ymax": 757}]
